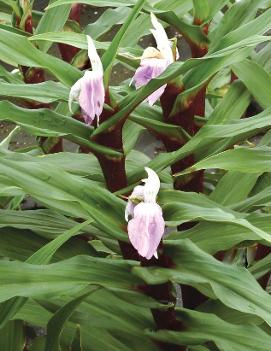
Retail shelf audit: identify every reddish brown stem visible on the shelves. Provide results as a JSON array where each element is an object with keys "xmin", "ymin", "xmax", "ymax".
[
  {"xmin": 160, "ymin": 84, "xmax": 205, "ymax": 192},
  {"xmin": 93, "ymin": 105, "xmax": 185, "ymax": 350},
  {"xmin": 189, "ymin": 20, "xmax": 209, "ymax": 58},
  {"xmin": 160, "ymin": 82, "xmax": 206, "ymax": 310},
  {"xmin": 21, "ymin": 67, "xmax": 45, "ymax": 84},
  {"xmin": 140, "ymin": 249, "xmax": 186, "ymax": 351},
  {"xmin": 15, "ymin": 8, "xmax": 46, "ymax": 84},
  {"xmin": 24, "ymin": 15, "xmax": 33, "ymax": 34},
  {"xmin": 58, "ymin": 4, "xmax": 81, "ymax": 63},
  {"xmin": 91, "ymin": 106, "xmax": 140, "ymax": 260}
]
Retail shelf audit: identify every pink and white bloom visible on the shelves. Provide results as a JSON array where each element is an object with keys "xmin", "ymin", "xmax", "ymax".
[
  {"xmin": 126, "ymin": 167, "xmax": 165, "ymax": 260},
  {"xmin": 132, "ymin": 13, "xmax": 176, "ymax": 105},
  {"xmin": 69, "ymin": 35, "xmax": 105, "ymax": 125}
]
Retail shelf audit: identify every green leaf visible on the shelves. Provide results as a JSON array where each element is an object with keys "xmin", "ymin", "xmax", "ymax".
[
  {"xmin": 26, "ymin": 152, "xmax": 104, "ymax": 180},
  {"xmin": 207, "ymin": 104, "xmax": 271, "ymax": 206},
  {"xmin": 199, "ymin": 299, "xmax": 262, "ymax": 325},
  {"xmin": 147, "ymin": 308, "xmax": 271, "ymax": 351},
  {"xmin": 101, "ymin": 0, "xmax": 145, "ymax": 86},
  {"xmin": 210, "ymin": 7, "xmax": 271, "ymax": 53},
  {"xmin": 0, "ymin": 227, "xmax": 95, "ymax": 262},
  {"xmin": 171, "ymin": 48, "xmax": 250, "ymax": 115},
  {"xmin": 127, "ymin": 104, "xmax": 271, "ymax": 184},
  {"xmin": 157, "ymin": 12, "xmax": 208, "ymax": 47},
  {"xmin": 209, "ymin": 0, "xmax": 261, "ymax": 44},
  {"xmin": 28, "ymin": 32, "xmax": 139, "ymax": 68},
  {"xmin": 0, "ymin": 209, "xmax": 80, "ymax": 238},
  {"xmin": 29, "ymin": 32, "xmax": 106, "ymax": 50},
  {"xmin": 208, "ymin": 80, "xmax": 250, "ymax": 125},
  {"xmin": 0, "ymin": 101, "xmax": 91, "ymax": 138},
  {"xmin": 193, "ymin": 0, "xmax": 209, "ymax": 22},
  {"xmin": 210, "ymin": 172, "xmax": 259, "ymax": 206},
  {"xmin": 153, "ymin": 0, "xmax": 193, "ymax": 13},
  {"xmin": 120, "ymin": 11, "xmax": 151, "ymax": 47},
  {"xmin": 232, "ymin": 59, "xmax": 271, "ymax": 109},
  {"xmin": 160, "ymin": 188, "xmax": 271, "ymax": 243},
  {"xmin": 0, "ymin": 255, "xmax": 139, "ymax": 303},
  {"xmin": 35, "ymin": 0, "xmax": 71, "ymax": 52},
  {"xmin": 0, "ymin": 320, "xmax": 25, "ymax": 351},
  {"xmin": 253, "ymin": 42, "xmax": 271, "ymax": 74},
  {"xmin": 0, "ymin": 65, "xmax": 22, "ymax": 83},
  {"xmin": 75, "ymin": 288, "xmax": 158, "ymax": 351},
  {"xmin": 156, "ymin": 104, "xmax": 271, "ymax": 172},
  {"xmin": 29, "ymin": 337, "xmax": 46, "ymax": 351},
  {"xmin": 130, "ymin": 112, "xmax": 189, "ymax": 141},
  {"xmin": 249, "ymin": 253, "xmax": 271, "ymax": 280},
  {"xmin": 0, "ymin": 219, "xmax": 96, "ymax": 329},
  {"xmin": 133, "ymin": 239, "xmax": 271, "ymax": 326},
  {"xmin": 27, "ymin": 218, "xmax": 93, "ymax": 265},
  {"xmin": 197, "ymin": 80, "xmax": 250, "ymax": 158},
  {"xmin": 93, "ymin": 37, "xmax": 263, "ymax": 137},
  {"xmin": 233, "ymin": 184, "xmax": 271, "ymax": 212},
  {"xmin": 0, "ymin": 28, "xmax": 81, "ymax": 86},
  {"xmin": 0, "ymin": 126, "xmax": 21, "ymax": 151},
  {"xmin": 0, "ymin": 101, "xmax": 121, "ymax": 157},
  {"xmin": 170, "ymin": 214, "xmax": 269, "ymax": 255},
  {"xmin": 0, "ymin": 81, "xmax": 69, "ymax": 103},
  {"xmin": 206, "ymin": 0, "xmax": 229, "ymax": 19},
  {"xmin": 85, "ymin": 6, "xmax": 130, "ymax": 40},
  {"xmin": 123, "ymin": 119, "xmax": 144, "ymax": 154},
  {"xmin": 45, "ymin": 288, "xmax": 98, "ymax": 351},
  {"xmin": 0, "ymin": 153, "xmax": 126, "ymax": 240},
  {"xmin": 47, "ymin": 0, "xmax": 137, "ymax": 9},
  {"xmin": 176, "ymin": 146, "xmax": 271, "ymax": 176}
]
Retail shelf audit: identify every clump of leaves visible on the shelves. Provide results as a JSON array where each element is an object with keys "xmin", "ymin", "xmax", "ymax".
[{"xmin": 0, "ymin": 0, "xmax": 270, "ymax": 350}]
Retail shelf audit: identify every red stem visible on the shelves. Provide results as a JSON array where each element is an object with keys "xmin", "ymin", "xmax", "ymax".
[
  {"xmin": 140, "ymin": 249, "xmax": 186, "ymax": 351},
  {"xmin": 93, "ymin": 104, "xmax": 186, "ymax": 349},
  {"xmin": 58, "ymin": 4, "xmax": 81, "ymax": 63},
  {"xmin": 159, "ymin": 84, "xmax": 206, "ymax": 310},
  {"xmin": 189, "ymin": 20, "xmax": 209, "ymax": 58}
]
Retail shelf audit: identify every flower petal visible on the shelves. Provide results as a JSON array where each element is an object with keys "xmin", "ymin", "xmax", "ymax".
[
  {"xmin": 87, "ymin": 35, "xmax": 103, "ymax": 73},
  {"xmin": 147, "ymin": 85, "xmax": 167, "ymax": 106},
  {"xmin": 132, "ymin": 57, "xmax": 168, "ymax": 105},
  {"xmin": 125, "ymin": 185, "xmax": 145, "ymax": 221},
  {"xmin": 143, "ymin": 167, "xmax": 160, "ymax": 203},
  {"xmin": 150, "ymin": 13, "xmax": 173, "ymax": 64},
  {"xmin": 128, "ymin": 202, "xmax": 165, "ymax": 260},
  {"xmin": 78, "ymin": 71, "xmax": 105, "ymax": 125},
  {"xmin": 68, "ymin": 77, "xmax": 83, "ymax": 113}
]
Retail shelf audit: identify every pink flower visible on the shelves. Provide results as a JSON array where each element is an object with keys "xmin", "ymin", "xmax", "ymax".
[
  {"xmin": 69, "ymin": 35, "xmax": 105, "ymax": 125},
  {"xmin": 131, "ymin": 13, "xmax": 177, "ymax": 105},
  {"xmin": 126, "ymin": 167, "xmax": 165, "ymax": 260},
  {"xmin": 133, "ymin": 58, "xmax": 168, "ymax": 106}
]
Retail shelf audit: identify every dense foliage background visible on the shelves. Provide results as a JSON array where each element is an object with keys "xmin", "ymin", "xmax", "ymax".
[{"xmin": 0, "ymin": 0, "xmax": 271, "ymax": 350}]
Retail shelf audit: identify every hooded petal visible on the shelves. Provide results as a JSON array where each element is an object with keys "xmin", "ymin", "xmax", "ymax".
[
  {"xmin": 150, "ymin": 13, "xmax": 173, "ymax": 64},
  {"xmin": 87, "ymin": 35, "xmax": 103, "ymax": 73},
  {"xmin": 132, "ymin": 57, "xmax": 168, "ymax": 105},
  {"xmin": 128, "ymin": 202, "xmax": 165, "ymax": 260},
  {"xmin": 125, "ymin": 185, "xmax": 144, "ymax": 221},
  {"xmin": 142, "ymin": 167, "xmax": 161, "ymax": 203}
]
